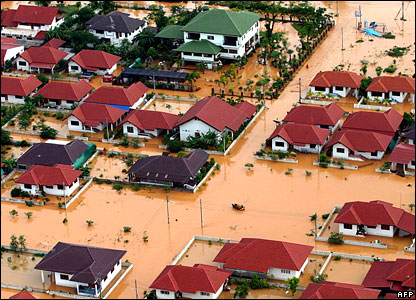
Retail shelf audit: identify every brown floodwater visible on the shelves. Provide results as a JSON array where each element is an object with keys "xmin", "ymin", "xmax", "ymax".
[{"xmin": 2, "ymin": 1, "xmax": 415, "ymax": 299}]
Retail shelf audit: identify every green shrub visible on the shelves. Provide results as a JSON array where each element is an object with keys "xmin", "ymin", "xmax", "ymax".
[
  {"xmin": 322, "ymin": 213, "xmax": 330, "ymax": 219},
  {"xmin": 123, "ymin": 226, "xmax": 132, "ymax": 233},
  {"xmin": 328, "ymin": 232, "xmax": 344, "ymax": 244},
  {"xmin": 384, "ymin": 65, "xmax": 397, "ymax": 73},
  {"xmin": 11, "ymin": 188, "xmax": 22, "ymax": 197},
  {"xmin": 333, "ymin": 255, "xmax": 342, "ymax": 261},
  {"xmin": 112, "ymin": 183, "xmax": 123, "ymax": 191}
]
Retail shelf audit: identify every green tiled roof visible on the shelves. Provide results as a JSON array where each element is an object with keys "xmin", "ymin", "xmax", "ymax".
[
  {"xmin": 181, "ymin": 9, "xmax": 260, "ymax": 37},
  {"xmin": 155, "ymin": 25, "xmax": 184, "ymax": 39},
  {"xmin": 174, "ymin": 40, "xmax": 222, "ymax": 55}
]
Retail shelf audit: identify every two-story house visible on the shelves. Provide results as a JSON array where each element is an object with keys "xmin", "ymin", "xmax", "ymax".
[
  {"xmin": 173, "ymin": 9, "xmax": 260, "ymax": 69},
  {"xmin": 86, "ymin": 11, "xmax": 146, "ymax": 46},
  {"xmin": 1, "ymin": 5, "xmax": 64, "ymax": 40}
]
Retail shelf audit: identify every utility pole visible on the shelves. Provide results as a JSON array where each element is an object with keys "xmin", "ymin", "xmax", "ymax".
[
  {"xmin": 359, "ymin": 5, "xmax": 362, "ymax": 23},
  {"xmin": 106, "ymin": 116, "xmax": 109, "ymax": 141},
  {"xmin": 314, "ymin": 212, "xmax": 317, "ymax": 240},
  {"xmin": 135, "ymin": 279, "xmax": 138, "ymax": 299},
  {"xmin": 341, "ymin": 27, "xmax": 345, "ymax": 51},
  {"xmin": 200, "ymin": 198, "xmax": 203, "ymax": 228},
  {"xmin": 298, "ymin": 77, "xmax": 301, "ymax": 101},
  {"xmin": 166, "ymin": 194, "xmax": 170, "ymax": 224},
  {"xmin": 336, "ymin": 1, "xmax": 338, "ymax": 15},
  {"xmin": 402, "ymin": 1, "xmax": 405, "ymax": 20}
]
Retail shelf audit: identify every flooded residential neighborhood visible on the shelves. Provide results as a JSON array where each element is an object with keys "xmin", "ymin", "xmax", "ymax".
[{"xmin": 1, "ymin": 1, "xmax": 415, "ymax": 299}]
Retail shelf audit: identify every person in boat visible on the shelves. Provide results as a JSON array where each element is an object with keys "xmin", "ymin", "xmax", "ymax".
[{"xmin": 232, "ymin": 203, "xmax": 245, "ymax": 210}]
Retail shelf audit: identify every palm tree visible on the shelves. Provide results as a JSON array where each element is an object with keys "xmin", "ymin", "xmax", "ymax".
[{"xmin": 287, "ymin": 49, "xmax": 294, "ymax": 62}]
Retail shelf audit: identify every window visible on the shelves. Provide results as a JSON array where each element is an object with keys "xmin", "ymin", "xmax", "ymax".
[
  {"xmin": 366, "ymin": 225, "xmax": 376, "ymax": 229},
  {"xmin": 335, "ymin": 86, "xmax": 344, "ymax": 91},
  {"xmin": 111, "ymin": 266, "xmax": 114, "ymax": 273},
  {"xmin": 224, "ymin": 36, "xmax": 237, "ymax": 46},
  {"xmin": 371, "ymin": 91, "xmax": 383, "ymax": 97},
  {"xmin": 45, "ymin": 186, "xmax": 53, "ymax": 189},
  {"xmin": 183, "ymin": 52, "xmax": 192, "ymax": 56},
  {"xmin": 314, "ymin": 86, "xmax": 326, "ymax": 92},
  {"xmin": 187, "ymin": 32, "xmax": 200, "ymax": 40},
  {"xmin": 207, "ymin": 35, "xmax": 214, "ymax": 40},
  {"xmin": 370, "ymin": 151, "xmax": 378, "ymax": 157},
  {"xmin": 381, "ymin": 224, "xmax": 390, "ymax": 230},
  {"xmin": 202, "ymin": 54, "xmax": 212, "ymax": 58},
  {"xmin": 220, "ymin": 48, "xmax": 228, "ymax": 53},
  {"xmin": 70, "ymin": 120, "xmax": 79, "ymax": 126},
  {"xmin": 200, "ymin": 292, "xmax": 211, "ymax": 296},
  {"xmin": 392, "ymin": 91, "xmax": 401, "ymax": 96},
  {"xmin": 15, "ymin": 96, "xmax": 23, "ymax": 99},
  {"xmin": 310, "ymin": 144, "xmax": 316, "ymax": 148},
  {"xmin": 57, "ymin": 184, "xmax": 64, "ymax": 190},
  {"xmin": 127, "ymin": 126, "xmax": 134, "ymax": 133},
  {"xmin": 24, "ymin": 184, "xmax": 32, "ymax": 189},
  {"xmin": 281, "ymin": 269, "xmax": 291, "ymax": 274},
  {"xmin": 275, "ymin": 141, "xmax": 285, "ymax": 147},
  {"xmin": 229, "ymin": 49, "xmax": 238, "ymax": 54},
  {"xmin": 336, "ymin": 147, "xmax": 345, "ymax": 153},
  {"xmin": 193, "ymin": 53, "xmax": 202, "ymax": 56},
  {"xmin": 411, "ymin": 160, "xmax": 415, "ymax": 166},
  {"xmin": 160, "ymin": 291, "xmax": 170, "ymax": 295},
  {"xmin": 71, "ymin": 66, "xmax": 79, "ymax": 71},
  {"xmin": 344, "ymin": 223, "xmax": 353, "ymax": 229},
  {"xmin": 18, "ymin": 61, "xmax": 27, "ymax": 66},
  {"xmin": 103, "ymin": 275, "xmax": 107, "ymax": 281},
  {"xmin": 60, "ymin": 274, "xmax": 69, "ymax": 280}
]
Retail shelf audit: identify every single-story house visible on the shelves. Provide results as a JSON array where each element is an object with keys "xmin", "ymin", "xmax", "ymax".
[
  {"xmin": 86, "ymin": 11, "xmax": 146, "ymax": 46},
  {"xmin": 334, "ymin": 200, "xmax": 415, "ymax": 238},
  {"xmin": 362, "ymin": 259, "xmax": 415, "ymax": 295},
  {"xmin": 64, "ymin": 103, "xmax": 127, "ymax": 133},
  {"xmin": 301, "ymin": 281, "xmax": 381, "ymax": 299},
  {"xmin": 176, "ymin": 96, "xmax": 256, "ymax": 142},
  {"xmin": 234, "ymin": 101, "xmax": 258, "ymax": 119},
  {"xmin": 213, "ymin": 238, "xmax": 313, "ymax": 280},
  {"xmin": 127, "ymin": 149, "xmax": 209, "ymax": 189},
  {"xmin": 308, "ymin": 71, "xmax": 364, "ymax": 98},
  {"xmin": 175, "ymin": 39, "xmax": 222, "ymax": 70},
  {"xmin": 68, "ymin": 49, "xmax": 121, "ymax": 76},
  {"xmin": 282, "ymin": 103, "xmax": 344, "ymax": 134},
  {"xmin": 388, "ymin": 143, "xmax": 415, "ymax": 172},
  {"xmin": 16, "ymin": 139, "xmax": 94, "ymax": 171},
  {"xmin": 120, "ymin": 109, "xmax": 180, "ymax": 137},
  {"xmin": 15, "ymin": 46, "xmax": 67, "ymax": 73},
  {"xmin": 149, "ymin": 264, "xmax": 232, "ymax": 299},
  {"xmin": 35, "ymin": 242, "xmax": 126, "ymax": 297},
  {"xmin": 266, "ymin": 123, "xmax": 331, "ymax": 154},
  {"xmin": 402, "ymin": 124, "xmax": 415, "ymax": 145},
  {"xmin": 327, "ymin": 129, "xmax": 392, "ymax": 160},
  {"xmin": 16, "ymin": 164, "xmax": 82, "ymax": 196},
  {"xmin": 9, "ymin": 291, "xmax": 37, "ymax": 299},
  {"xmin": 366, "ymin": 76, "xmax": 415, "ymax": 103},
  {"xmin": 1, "ymin": 37, "xmax": 24, "ymax": 67},
  {"xmin": 84, "ymin": 81, "xmax": 149, "ymax": 110},
  {"xmin": 1, "ymin": 75, "xmax": 42, "ymax": 104},
  {"xmin": 34, "ymin": 79, "xmax": 93, "ymax": 109},
  {"xmin": 342, "ymin": 108, "xmax": 403, "ymax": 137}
]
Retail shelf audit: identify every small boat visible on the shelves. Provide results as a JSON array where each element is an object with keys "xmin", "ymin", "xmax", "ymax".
[{"xmin": 232, "ymin": 203, "xmax": 245, "ymax": 211}]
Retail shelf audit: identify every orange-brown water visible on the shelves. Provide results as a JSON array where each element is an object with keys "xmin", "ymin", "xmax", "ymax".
[{"xmin": 1, "ymin": 1, "xmax": 415, "ymax": 299}]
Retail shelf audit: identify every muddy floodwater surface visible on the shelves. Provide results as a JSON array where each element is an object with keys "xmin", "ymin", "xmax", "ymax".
[{"xmin": 1, "ymin": 1, "xmax": 416, "ymax": 299}]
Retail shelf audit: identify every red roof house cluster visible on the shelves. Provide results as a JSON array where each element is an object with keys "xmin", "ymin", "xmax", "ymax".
[
  {"xmin": 283, "ymin": 103, "xmax": 344, "ymax": 127},
  {"xmin": 18, "ymin": 46, "xmax": 67, "ymax": 69},
  {"xmin": 176, "ymin": 96, "xmax": 256, "ymax": 132},
  {"xmin": 301, "ymin": 281, "xmax": 381, "ymax": 299},
  {"xmin": 213, "ymin": 238, "xmax": 313, "ymax": 273},
  {"xmin": 1, "ymin": 5, "xmax": 61, "ymax": 27},
  {"xmin": 69, "ymin": 49, "xmax": 121, "ymax": 71},
  {"xmin": 120, "ymin": 109, "xmax": 180, "ymax": 131},
  {"xmin": 64, "ymin": 103, "xmax": 126, "ymax": 127},
  {"xmin": 1, "ymin": 75, "xmax": 42, "ymax": 96},
  {"xmin": 85, "ymin": 82, "xmax": 148, "ymax": 107},
  {"xmin": 266, "ymin": 123, "xmax": 331, "ymax": 146},
  {"xmin": 309, "ymin": 71, "xmax": 364, "ymax": 88},
  {"xmin": 334, "ymin": 200, "xmax": 415, "ymax": 235},
  {"xmin": 149, "ymin": 264, "xmax": 232, "ymax": 295},
  {"xmin": 327, "ymin": 129, "xmax": 392, "ymax": 153},
  {"xmin": 342, "ymin": 109, "xmax": 403, "ymax": 137},
  {"xmin": 366, "ymin": 76, "xmax": 415, "ymax": 94},
  {"xmin": 16, "ymin": 164, "xmax": 82, "ymax": 186},
  {"xmin": 34, "ymin": 80, "xmax": 93, "ymax": 103},
  {"xmin": 362, "ymin": 259, "xmax": 415, "ymax": 292}
]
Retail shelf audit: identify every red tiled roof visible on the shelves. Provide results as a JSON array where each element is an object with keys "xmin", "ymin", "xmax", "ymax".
[
  {"xmin": 149, "ymin": 264, "xmax": 232, "ymax": 294},
  {"xmin": 301, "ymin": 281, "xmax": 381, "ymax": 299},
  {"xmin": 176, "ymin": 96, "xmax": 249, "ymax": 131},
  {"xmin": 388, "ymin": 143, "xmax": 415, "ymax": 165},
  {"xmin": 266, "ymin": 123, "xmax": 330, "ymax": 146},
  {"xmin": 334, "ymin": 200, "xmax": 415, "ymax": 234},
  {"xmin": 119, "ymin": 109, "xmax": 180, "ymax": 131},
  {"xmin": 366, "ymin": 76, "xmax": 415, "ymax": 93},
  {"xmin": 1, "ymin": 37, "xmax": 18, "ymax": 44},
  {"xmin": 327, "ymin": 129, "xmax": 392, "ymax": 152},
  {"xmin": 84, "ymin": 82, "xmax": 148, "ymax": 107},
  {"xmin": 16, "ymin": 164, "xmax": 82, "ymax": 186},
  {"xmin": 9, "ymin": 291, "xmax": 37, "ymax": 299},
  {"xmin": 234, "ymin": 101, "xmax": 257, "ymax": 119},
  {"xmin": 362, "ymin": 259, "xmax": 415, "ymax": 291},
  {"xmin": 342, "ymin": 109, "xmax": 403, "ymax": 135},
  {"xmin": 1, "ymin": 75, "xmax": 42, "ymax": 97},
  {"xmin": 309, "ymin": 71, "xmax": 364, "ymax": 88},
  {"xmin": 283, "ymin": 103, "xmax": 344, "ymax": 126},
  {"xmin": 213, "ymin": 238, "xmax": 313, "ymax": 273},
  {"xmin": 12, "ymin": 5, "xmax": 59, "ymax": 25},
  {"xmin": 70, "ymin": 49, "xmax": 121, "ymax": 70},
  {"xmin": 33, "ymin": 30, "xmax": 47, "ymax": 40},
  {"xmin": 1, "ymin": 9, "xmax": 18, "ymax": 27},
  {"xmin": 1, "ymin": 37, "xmax": 23, "ymax": 65},
  {"xmin": 19, "ymin": 46, "xmax": 67, "ymax": 68},
  {"xmin": 34, "ymin": 80, "xmax": 93, "ymax": 102},
  {"xmin": 43, "ymin": 38, "xmax": 66, "ymax": 48},
  {"xmin": 64, "ymin": 103, "xmax": 126, "ymax": 127}
]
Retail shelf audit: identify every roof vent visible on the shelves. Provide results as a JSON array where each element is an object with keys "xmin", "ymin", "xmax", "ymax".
[
  {"xmin": 146, "ymin": 172, "xmax": 150, "ymax": 176},
  {"xmin": 155, "ymin": 173, "xmax": 159, "ymax": 177}
]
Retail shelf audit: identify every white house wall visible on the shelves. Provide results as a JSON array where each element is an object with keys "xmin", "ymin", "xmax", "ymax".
[
  {"xmin": 20, "ymin": 179, "xmax": 80, "ymax": 196},
  {"xmin": 338, "ymin": 223, "xmax": 396, "ymax": 238},
  {"xmin": 271, "ymin": 136, "xmax": 289, "ymax": 152},
  {"xmin": 54, "ymin": 272, "xmax": 78, "ymax": 288},
  {"xmin": 267, "ymin": 258, "xmax": 308, "ymax": 280},
  {"xmin": 68, "ymin": 61, "xmax": 117, "ymax": 75},
  {"xmin": 89, "ymin": 24, "xmax": 146, "ymax": 46},
  {"xmin": 68, "ymin": 61, "xmax": 82, "ymax": 74},
  {"xmin": 67, "ymin": 115, "xmax": 106, "ymax": 132},
  {"xmin": 98, "ymin": 259, "xmax": 122, "ymax": 294},
  {"xmin": 332, "ymin": 86, "xmax": 351, "ymax": 97},
  {"xmin": 179, "ymin": 118, "xmax": 220, "ymax": 141},
  {"xmin": 131, "ymin": 93, "xmax": 146, "ymax": 109},
  {"xmin": 15, "ymin": 57, "xmax": 30, "ymax": 71},
  {"xmin": 354, "ymin": 150, "xmax": 385, "ymax": 160},
  {"xmin": 1, "ymin": 94, "xmax": 26, "ymax": 104},
  {"xmin": 154, "ymin": 285, "xmax": 224, "ymax": 300},
  {"xmin": 3, "ymin": 45, "xmax": 24, "ymax": 63},
  {"xmin": 331, "ymin": 143, "xmax": 350, "ymax": 159}
]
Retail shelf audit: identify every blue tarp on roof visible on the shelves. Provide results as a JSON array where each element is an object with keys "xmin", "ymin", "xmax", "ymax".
[{"xmin": 107, "ymin": 104, "xmax": 130, "ymax": 111}]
